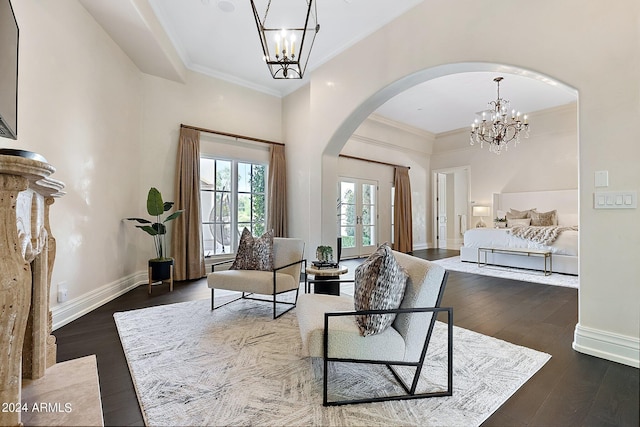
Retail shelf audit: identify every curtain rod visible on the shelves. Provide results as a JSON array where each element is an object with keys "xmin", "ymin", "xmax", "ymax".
[
  {"xmin": 180, "ymin": 124, "xmax": 285, "ymax": 147},
  {"xmin": 339, "ymin": 154, "xmax": 410, "ymax": 170}
]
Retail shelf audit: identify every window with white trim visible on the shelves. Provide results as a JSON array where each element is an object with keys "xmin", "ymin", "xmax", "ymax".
[{"xmin": 200, "ymin": 157, "xmax": 267, "ymax": 257}]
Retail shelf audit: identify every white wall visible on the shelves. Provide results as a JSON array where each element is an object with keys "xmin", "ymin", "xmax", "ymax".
[
  {"xmin": 3, "ymin": 1, "xmax": 283, "ymax": 329},
  {"xmin": 5, "ymin": 0, "xmax": 638, "ymax": 368},
  {"xmin": 284, "ymin": 0, "xmax": 640, "ymax": 366},
  {"xmin": 339, "ymin": 116, "xmax": 433, "ymax": 249},
  {"xmin": 432, "ymin": 103, "xmax": 578, "ymax": 207},
  {"xmin": 6, "ymin": 0, "xmax": 144, "ymax": 326},
  {"xmin": 282, "ymin": 84, "xmax": 312, "ymax": 245},
  {"xmin": 139, "ymin": 71, "xmax": 281, "ymax": 204},
  {"xmin": 430, "ymin": 103, "xmax": 578, "ymax": 242},
  {"xmin": 136, "ymin": 71, "xmax": 282, "ymax": 268}
]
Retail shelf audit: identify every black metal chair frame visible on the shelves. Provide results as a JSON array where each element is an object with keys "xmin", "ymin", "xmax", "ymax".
[
  {"xmin": 319, "ymin": 271, "xmax": 452, "ymax": 406},
  {"xmin": 210, "ymin": 258, "xmax": 306, "ymax": 319}
]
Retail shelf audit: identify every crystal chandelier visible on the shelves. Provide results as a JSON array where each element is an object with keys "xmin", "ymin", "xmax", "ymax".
[
  {"xmin": 470, "ymin": 77, "xmax": 530, "ymax": 154},
  {"xmin": 251, "ymin": 0, "xmax": 320, "ymax": 79}
]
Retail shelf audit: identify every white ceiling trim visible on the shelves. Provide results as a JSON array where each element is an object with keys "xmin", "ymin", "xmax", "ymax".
[
  {"xmin": 348, "ymin": 133, "xmax": 432, "ymax": 157},
  {"xmin": 367, "ymin": 114, "xmax": 435, "ymax": 139},
  {"xmin": 80, "ymin": 1, "xmax": 578, "ymax": 133},
  {"xmin": 188, "ymin": 63, "xmax": 284, "ymax": 97}
]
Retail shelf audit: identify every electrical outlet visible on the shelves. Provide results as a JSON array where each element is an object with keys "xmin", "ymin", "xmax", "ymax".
[{"xmin": 57, "ymin": 282, "xmax": 68, "ymax": 303}]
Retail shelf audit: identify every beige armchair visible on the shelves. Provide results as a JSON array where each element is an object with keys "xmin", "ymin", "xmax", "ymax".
[
  {"xmin": 297, "ymin": 250, "xmax": 451, "ymax": 405},
  {"xmin": 208, "ymin": 237, "xmax": 305, "ymax": 319}
]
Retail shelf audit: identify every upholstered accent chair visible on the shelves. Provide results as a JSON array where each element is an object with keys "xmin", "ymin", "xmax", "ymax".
[
  {"xmin": 296, "ymin": 250, "xmax": 451, "ymax": 406},
  {"xmin": 208, "ymin": 237, "xmax": 305, "ymax": 319}
]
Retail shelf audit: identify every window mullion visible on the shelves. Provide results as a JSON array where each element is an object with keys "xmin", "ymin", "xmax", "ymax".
[{"xmin": 231, "ymin": 160, "xmax": 237, "ymax": 253}]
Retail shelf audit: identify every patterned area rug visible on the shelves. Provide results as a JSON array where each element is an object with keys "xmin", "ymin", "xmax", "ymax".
[
  {"xmin": 114, "ymin": 299, "xmax": 550, "ymax": 427},
  {"xmin": 432, "ymin": 256, "xmax": 579, "ymax": 288}
]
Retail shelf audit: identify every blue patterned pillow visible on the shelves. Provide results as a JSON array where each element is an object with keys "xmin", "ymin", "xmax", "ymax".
[{"xmin": 353, "ymin": 243, "xmax": 408, "ymax": 336}]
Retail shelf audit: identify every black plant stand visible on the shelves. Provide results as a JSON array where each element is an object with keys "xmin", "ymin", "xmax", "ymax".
[{"xmin": 148, "ymin": 260, "xmax": 174, "ymax": 295}]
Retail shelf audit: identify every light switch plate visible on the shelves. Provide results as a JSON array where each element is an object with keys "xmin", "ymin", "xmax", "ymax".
[
  {"xmin": 594, "ymin": 191, "xmax": 637, "ymax": 209},
  {"xmin": 594, "ymin": 170, "xmax": 609, "ymax": 187}
]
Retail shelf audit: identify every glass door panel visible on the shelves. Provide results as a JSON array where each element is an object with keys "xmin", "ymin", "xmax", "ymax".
[
  {"xmin": 361, "ymin": 182, "xmax": 377, "ymax": 252},
  {"xmin": 338, "ymin": 178, "xmax": 378, "ymax": 259},
  {"xmin": 339, "ymin": 180, "xmax": 357, "ymax": 257}
]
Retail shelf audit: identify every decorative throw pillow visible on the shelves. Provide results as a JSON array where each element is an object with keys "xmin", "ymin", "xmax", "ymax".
[
  {"xmin": 506, "ymin": 208, "xmax": 536, "ymax": 220},
  {"xmin": 353, "ymin": 243, "xmax": 409, "ymax": 337},
  {"xmin": 253, "ymin": 229, "xmax": 274, "ymax": 271},
  {"xmin": 507, "ymin": 218, "xmax": 531, "ymax": 228},
  {"xmin": 530, "ymin": 210, "xmax": 558, "ymax": 226},
  {"xmin": 230, "ymin": 227, "xmax": 255, "ymax": 270},
  {"xmin": 230, "ymin": 228, "xmax": 274, "ymax": 271}
]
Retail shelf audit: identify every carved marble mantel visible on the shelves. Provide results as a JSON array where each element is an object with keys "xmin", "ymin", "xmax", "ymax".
[{"xmin": 0, "ymin": 152, "xmax": 64, "ymax": 427}]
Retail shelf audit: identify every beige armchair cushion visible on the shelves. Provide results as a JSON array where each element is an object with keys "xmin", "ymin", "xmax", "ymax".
[
  {"xmin": 208, "ymin": 237, "xmax": 304, "ymax": 295},
  {"xmin": 208, "ymin": 270, "xmax": 297, "ymax": 294},
  {"xmin": 297, "ymin": 251, "xmax": 446, "ymax": 364},
  {"xmin": 297, "ymin": 294, "xmax": 406, "ymax": 361}
]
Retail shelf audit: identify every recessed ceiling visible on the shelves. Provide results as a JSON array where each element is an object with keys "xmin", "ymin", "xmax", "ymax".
[
  {"xmin": 80, "ymin": 0, "xmax": 577, "ymax": 135},
  {"xmin": 148, "ymin": 0, "xmax": 424, "ymax": 96},
  {"xmin": 375, "ymin": 72, "xmax": 577, "ymax": 134}
]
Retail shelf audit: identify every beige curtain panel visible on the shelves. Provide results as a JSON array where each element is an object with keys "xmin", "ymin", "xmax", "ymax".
[
  {"xmin": 393, "ymin": 166, "xmax": 413, "ymax": 253},
  {"xmin": 267, "ymin": 144, "xmax": 288, "ymax": 237},
  {"xmin": 171, "ymin": 127, "xmax": 206, "ymax": 280}
]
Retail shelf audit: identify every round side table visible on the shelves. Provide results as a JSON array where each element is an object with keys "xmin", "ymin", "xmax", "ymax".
[{"xmin": 305, "ymin": 265, "xmax": 348, "ymax": 296}]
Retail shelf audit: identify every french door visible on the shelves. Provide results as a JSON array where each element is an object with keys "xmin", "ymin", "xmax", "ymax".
[
  {"xmin": 437, "ymin": 173, "xmax": 448, "ymax": 248},
  {"xmin": 338, "ymin": 178, "xmax": 378, "ymax": 259}
]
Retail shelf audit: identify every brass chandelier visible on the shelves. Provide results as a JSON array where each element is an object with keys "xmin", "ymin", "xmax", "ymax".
[
  {"xmin": 251, "ymin": 0, "xmax": 320, "ymax": 79},
  {"xmin": 470, "ymin": 77, "xmax": 530, "ymax": 154}
]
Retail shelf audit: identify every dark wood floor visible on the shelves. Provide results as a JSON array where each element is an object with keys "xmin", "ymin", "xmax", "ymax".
[{"xmin": 53, "ymin": 249, "xmax": 639, "ymax": 426}]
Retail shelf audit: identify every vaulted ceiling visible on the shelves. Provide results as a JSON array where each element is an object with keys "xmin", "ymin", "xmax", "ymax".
[{"xmin": 80, "ymin": 0, "xmax": 576, "ymax": 134}]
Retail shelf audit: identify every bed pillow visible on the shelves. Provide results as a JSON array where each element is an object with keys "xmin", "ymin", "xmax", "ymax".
[
  {"xmin": 230, "ymin": 228, "xmax": 274, "ymax": 271},
  {"xmin": 530, "ymin": 210, "xmax": 558, "ymax": 226},
  {"xmin": 506, "ymin": 208, "xmax": 536, "ymax": 219},
  {"xmin": 353, "ymin": 243, "xmax": 408, "ymax": 337},
  {"xmin": 507, "ymin": 218, "xmax": 531, "ymax": 228}
]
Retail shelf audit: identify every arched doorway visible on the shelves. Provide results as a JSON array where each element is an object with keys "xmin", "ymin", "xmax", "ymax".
[{"xmin": 320, "ymin": 62, "xmax": 579, "ymax": 249}]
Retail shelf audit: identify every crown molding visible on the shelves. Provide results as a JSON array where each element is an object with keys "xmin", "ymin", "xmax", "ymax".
[
  {"xmin": 367, "ymin": 114, "xmax": 436, "ymax": 139},
  {"xmin": 348, "ymin": 133, "xmax": 432, "ymax": 157},
  {"xmin": 436, "ymin": 101, "xmax": 577, "ymax": 138}
]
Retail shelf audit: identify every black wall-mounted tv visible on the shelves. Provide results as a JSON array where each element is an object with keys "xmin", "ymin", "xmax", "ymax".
[{"xmin": 0, "ymin": 0, "xmax": 18, "ymax": 140}]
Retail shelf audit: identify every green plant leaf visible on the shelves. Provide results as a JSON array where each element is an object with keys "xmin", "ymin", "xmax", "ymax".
[
  {"xmin": 126, "ymin": 217, "xmax": 152, "ymax": 224},
  {"xmin": 164, "ymin": 211, "xmax": 183, "ymax": 222},
  {"xmin": 136, "ymin": 225, "xmax": 158, "ymax": 235},
  {"xmin": 147, "ymin": 187, "xmax": 165, "ymax": 216},
  {"xmin": 128, "ymin": 187, "xmax": 181, "ymax": 259},
  {"xmin": 152, "ymin": 223, "xmax": 167, "ymax": 235}
]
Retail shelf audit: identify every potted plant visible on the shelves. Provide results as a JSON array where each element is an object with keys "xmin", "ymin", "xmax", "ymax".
[
  {"xmin": 127, "ymin": 187, "xmax": 183, "ymax": 281},
  {"xmin": 315, "ymin": 245, "xmax": 334, "ymax": 263},
  {"xmin": 494, "ymin": 217, "xmax": 507, "ymax": 228}
]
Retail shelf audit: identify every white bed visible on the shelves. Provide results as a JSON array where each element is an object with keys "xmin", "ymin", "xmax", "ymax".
[{"xmin": 459, "ymin": 190, "xmax": 579, "ymax": 275}]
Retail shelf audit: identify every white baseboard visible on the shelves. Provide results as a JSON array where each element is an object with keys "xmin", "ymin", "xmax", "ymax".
[
  {"xmin": 51, "ymin": 271, "xmax": 147, "ymax": 331},
  {"xmin": 573, "ymin": 323, "xmax": 639, "ymax": 368},
  {"xmin": 412, "ymin": 243, "xmax": 429, "ymax": 250}
]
